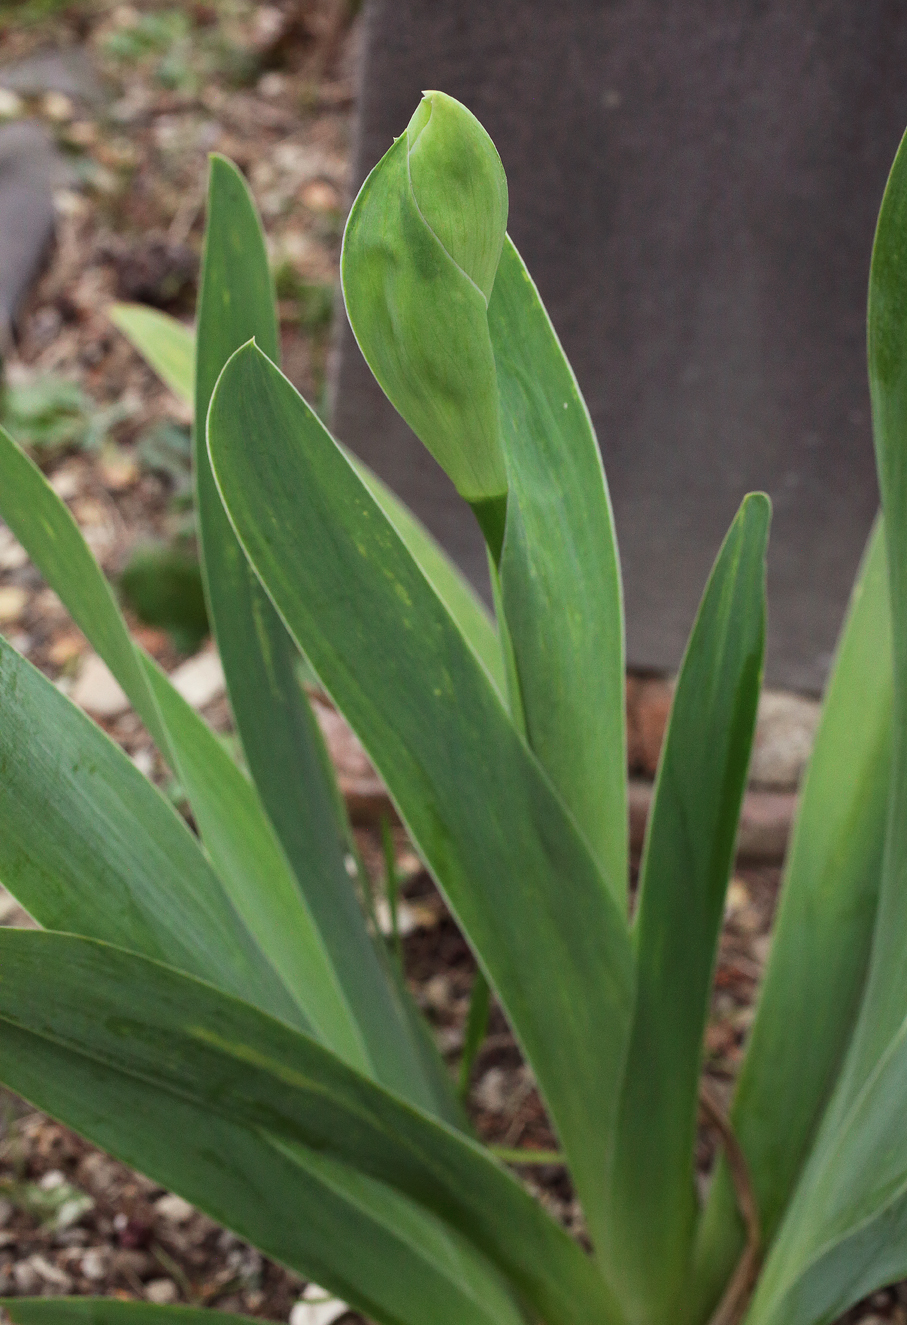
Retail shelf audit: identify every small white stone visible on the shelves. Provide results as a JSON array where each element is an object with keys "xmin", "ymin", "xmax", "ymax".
[
  {"xmin": 0, "ymin": 88, "xmax": 22, "ymax": 118},
  {"xmin": 169, "ymin": 649, "xmax": 225, "ymax": 710},
  {"xmin": 80, "ymin": 1247, "xmax": 107, "ymax": 1280},
  {"xmin": 38, "ymin": 1169, "xmax": 66, "ymax": 1190},
  {"xmin": 72, "ymin": 653, "xmax": 130, "ymax": 718},
  {"xmin": 145, "ymin": 1278, "xmax": 179, "ymax": 1304},
  {"xmin": 0, "ymin": 585, "xmax": 27, "ymax": 624},
  {"xmin": 154, "ymin": 1192, "xmax": 195, "ymax": 1223},
  {"xmin": 290, "ymin": 1284, "xmax": 349, "ymax": 1325}
]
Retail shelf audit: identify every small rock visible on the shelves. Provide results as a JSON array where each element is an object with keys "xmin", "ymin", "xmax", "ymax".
[
  {"xmin": 49, "ymin": 467, "xmax": 81, "ymax": 501},
  {"xmin": 47, "ymin": 630, "xmax": 85, "ymax": 666},
  {"xmin": 0, "ymin": 89, "xmax": 22, "ymax": 118},
  {"xmin": 0, "ymin": 1197, "xmax": 12, "ymax": 1227},
  {"xmin": 131, "ymin": 748, "xmax": 154, "ymax": 777},
  {"xmin": 0, "ymin": 584, "xmax": 27, "ymax": 623},
  {"xmin": 154, "ymin": 1193, "xmax": 195, "ymax": 1224},
  {"xmin": 749, "ymin": 690, "xmax": 821, "ymax": 790},
  {"xmin": 72, "ymin": 652, "xmax": 130, "ymax": 718},
  {"xmin": 474, "ymin": 1066, "xmax": 509, "ymax": 1113},
  {"xmin": 28, "ymin": 1252, "xmax": 72, "ymax": 1291},
  {"xmin": 145, "ymin": 1277, "xmax": 179, "ymax": 1304},
  {"xmin": 80, "ymin": 1247, "xmax": 108, "ymax": 1281},
  {"xmin": 290, "ymin": 1284, "xmax": 349, "ymax": 1325},
  {"xmin": 13, "ymin": 1260, "xmax": 40, "ymax": 1294},
  {"xmin": 0, "ymin": 527, "xmax": 28, "ymax": 569},
  {"xmin": 169, "ymin": 649, "xmax": 224, "ymax": 709},
  {"xmin": 39, "ymin": 1169, "xmax": 66, "ymax": 1190},
  {"xmin": 41, "ymin": 91, "xmax": 74, "ymax": 122}
]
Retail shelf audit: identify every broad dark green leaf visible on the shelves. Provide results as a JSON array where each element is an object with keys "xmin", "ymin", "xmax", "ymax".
[
  {"xmin": 490, "ymin": 237, "xmax": 627, "ymax": 905},
  {"xmin": 0, "ymin": 930, "xmax": 622, "ymax": 1325},
  {"xmin": 0, "ymin": 1017, "xmax": 524, "ymax": 1325},
  {"xmin": 739, "ymin": 122, "xmax": 907, "ymax": 1325},
  {"xmin": 829, "ymin": 122, "xmax": 907, "ymax": 1107},
  {"xmin": 207, "ymin": 341, "xmax": 634, "ymax": 1250},
  {"xmin": 0, "ymin": 425, "xmax": 368, "ymax": 1066},
  {"xmin": 109, "ymin": 302, "xmax": 505, "ymax": 692},
  {"xmin": 0, "ymin": 634, "xmax": 302, "ymax": 1030},
  {"xmin": 195, "ymin": 156, "xmax": 447, "ymax": 1114},
  {"xmin": 603, "ymin": 495, "xmax": 768, "ymax": 1322},
  {"xmin": 109, "ymin": 303, "xmax": 194, "ymax": 402},
  {"xmin": 688, "ymin": 519, "xmax": 892, "ymax": 1325},
  {"xmin": 746, "ymin": 1006, "xmax": 907, "ymax": 1325},
  {"xmin": 1, "ymin": 1304, "xmax": 257, "ymax": 1325},
  {"xmin": 0, "ymin": 424, "xmax": 169, "ymax": 749}
]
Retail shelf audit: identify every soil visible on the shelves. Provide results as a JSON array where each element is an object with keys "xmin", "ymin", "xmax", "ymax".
[{"xmin": 0, "ymin": 4, "xmax": 899, "ymax": 1323}]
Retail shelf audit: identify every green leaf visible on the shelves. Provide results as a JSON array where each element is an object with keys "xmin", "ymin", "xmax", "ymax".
[
  {"xmin": 745, "ymin": 1003, "xmax": 907, "ymax": 1325},
  {"xmin": 108, "ymin": 304, "xmax": 504, "ymax": 693},
  {"xmin": 0, "ymin": 929, "xmax": 622, "ymax": 1325},
  {"xmin": 341, "ymin": 105, "xmax": 507, "ymax": 503},
  {"xmin": 0, "ymin": 426, "xmax": 367, "ymax": 1067},
  {"xmin": 207, "ymin": 340, "xmax": 635, "ymax": 1251},
  {"xmin": 110, "ymin": 303, "xmax": 195, "ymax": 403},
  {"xmin": 195, "ymin": 154, "xmax": 448, "ymax": 1113},
  {"xmin": 0, "ymin": 333, "xmax": 523, "ymax": 1325},
  {"xmin": 603, "ymin": 495, "xmax": 769, "ymax": 1321},
  {"xmin": 0, "ymin": 424, "xmax": 169, "ymax": 749},
  {"xmin": 1, "ymin": 1304, "xmax": 259, "ymax": 1325},
  {"xmin": 829, "ymin": 121, "xmax": 907, "ymax": 1109},
  {"xmin": 0, "ymin": 1026, "xmax": 525, "ymax": 1325},
  {"xmin": 490, "ymin": 237, "xmax": 627, "ymax": 904},
  {"xmin": 739, "ymin": 120, "xmax": 907, "ymax": 1325},
  {"xmin": 688, "ymin": 518, "xmax": 892, "ymax": 1324},
  {"xmin": 0, "ymin": 634, "xmax": 301, "ymax": 1030}
]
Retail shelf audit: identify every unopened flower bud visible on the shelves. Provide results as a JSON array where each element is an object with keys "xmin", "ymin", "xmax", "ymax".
[{"xmin": 342, "ymin": 92, "xmax": 509, "ymax": 514}]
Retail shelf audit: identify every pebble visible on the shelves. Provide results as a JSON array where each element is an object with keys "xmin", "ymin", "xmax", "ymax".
[
  {"xmin": 0, "ymin": 584, "xmax": 27, "ymax": 624},
  {"xmin": 749, "ymin": 690, "xmax": 821, "ymax": 790},
  {"xmin": 169, "ymin": 649, "xmax": 225, "ymax": 710},
  {"xmin": 290, "ymin": 1285, "xmax": 349, "ymax": 1325},
  {"xmin": 71, "ymin": 652, "xmax": 130, "ymax": 718},
  {"xmin": 154, "ymin": 1192, "xmax": 195, "ymax": 1224},
  {"xmin": 80, "ymin": 1247, "xmax": 108, "ymax": 1280},
  {"xmin": 145, "ymin": 1277, "xmax": 179, "ymax": 1304}
]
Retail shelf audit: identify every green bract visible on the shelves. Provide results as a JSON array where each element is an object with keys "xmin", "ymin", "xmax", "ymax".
[
  {"xmin": 342, "ymin": 92, "xmax": 508, "ymax": 536},
  {"xmin": 0, "ymin": 96, "xmax": 904, "ymax": 1325}
]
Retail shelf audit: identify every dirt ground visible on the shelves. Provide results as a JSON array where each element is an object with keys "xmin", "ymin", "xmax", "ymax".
[{"xmin": 0, "ymin": 3, "xmax": 899, "ymax": 1323}]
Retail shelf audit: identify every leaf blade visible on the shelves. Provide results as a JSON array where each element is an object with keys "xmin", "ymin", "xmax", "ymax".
[
  {"xmin": 490, "ymin": 237, "xmax": 627, "ymax": 904},
  {"xmin": 604, "ymin": 495, "xmax": 769, "ymax": 1318},
  {"xmin": 688, "ymin": 518, "xmax": 892, "ymax": 1323},
  {"xmin": 0, "ymin": 929, "xmax": 622, "ymax": 1325},
  {"xmin": 0, "ymin": 634, "xmax": 300, "ymax": 1030},
  {"xmin": 207, "ymin": 340, "xmax": 634, "ymax": 1251}
]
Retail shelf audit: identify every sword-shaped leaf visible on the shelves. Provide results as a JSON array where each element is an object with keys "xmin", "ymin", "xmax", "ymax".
[
  {"xmin": 207, "ymin": 340, "xmax": 634, "ymax": 1250},
  {"xmin": 688, "ymin": 519, "xmax": 892, "ymax": 1323},
  {"xmin": 604, "ymin": 495, "xmax": 769, "ymax": 1321},
  {"xmin": 489, "ymin": 237, "xmax": 627, "ymax": 906},
  {"xmin": 194, "ymin": 155, "xmax": 448, "ymax": 1114},
  {"xmin": 109, "ymin": 303, "xmax": 194, "ymax": 402},
  {"xmin": 0, "ymin": 426, "xmax": 366, "ymax": 1066},
  {"xmin": 0, "ymin": 634, "xmax": 301, "ymax": 1030},
  {"xmin": 0, "ymin": 1014, "xmax": 525, "ymax": 1325},
  {"xmin": 2, "ymin": 1304, "xmax": 258, "ymax": 1324},
  {"xmin": 0, "ymin": 929, "xmax": 622, "ymax": 1325}
]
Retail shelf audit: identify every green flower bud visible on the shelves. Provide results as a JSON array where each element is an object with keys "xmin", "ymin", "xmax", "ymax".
[
  {"xmin": 342, "ymin": 92, "xmax": 509, "ymax": 514},
  {"xmin": 406, "ymin": 91, "xmax": 508, "ymax": 302}
]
